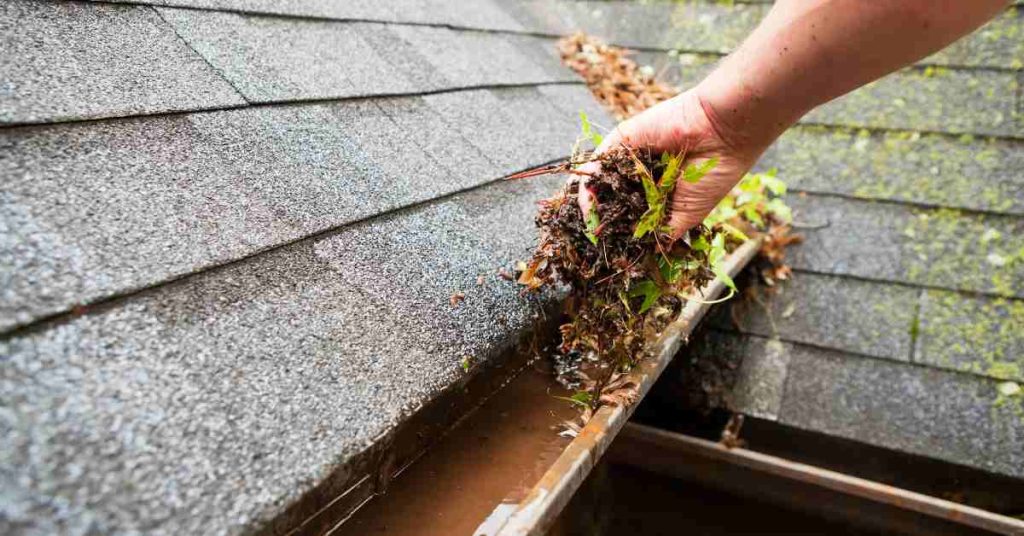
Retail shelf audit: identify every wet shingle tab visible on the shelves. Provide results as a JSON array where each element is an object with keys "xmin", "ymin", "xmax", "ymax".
[
  {"xmin": 0, "ymin": 0, "xmax": 245, "ymax": 124},
  {"xmin": 633, "ymin": 52, "xmax": 1023, "ymax": 138},
  {"xmin": 710, "ymin": 272, "xmax": 917, "ymax": 361},
  {"xmin": 0, "ymin": 176, "xmax": 562, "ymax": 536},
  {"xmin": 787, "ymin": 196, "xmax": 1024, "ymax": 298},
  {"xmin": 779, "ymin": 342, "xmax": 1024, "ymax": 479},
  {"xmin": 806, "ymin": 69, "xmax": 1022, "ymax": 138}
]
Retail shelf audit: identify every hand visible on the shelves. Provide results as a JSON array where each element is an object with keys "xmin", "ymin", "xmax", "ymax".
[{"xmin": 577, "ymin": 89, "xmax": 766, "ymax": 239}]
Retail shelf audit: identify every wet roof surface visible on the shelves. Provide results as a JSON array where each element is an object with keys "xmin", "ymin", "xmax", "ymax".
[{"xmin": 1, "ymin": 0, "xmax": 1022, "ymax": 534}]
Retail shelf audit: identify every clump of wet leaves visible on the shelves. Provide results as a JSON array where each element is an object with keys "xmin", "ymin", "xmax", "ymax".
[
  {"xmin": 513, "ymin": 116, "xmax": 792, "ymax": 417},
  {"xmin": 557, "ymin": 32, "xmax": 676, "ymax": 120}
]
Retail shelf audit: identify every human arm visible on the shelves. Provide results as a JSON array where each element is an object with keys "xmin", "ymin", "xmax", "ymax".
[{"xmin": 580, "ymin": 0, "xmax": 1008, "ymax": 236}]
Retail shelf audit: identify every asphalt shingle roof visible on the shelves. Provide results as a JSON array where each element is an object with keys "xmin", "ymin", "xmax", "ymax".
[
  {"xmin": 0, "ymin": 1, "xmax": 609, "ymax": 534},
  {"xmin": 0, "ymin": 0, "xmax": 245, "ymax": 124},
  {"xmin": 2, "ymin": 0, "xmax": 1022, "ymax": 533}
]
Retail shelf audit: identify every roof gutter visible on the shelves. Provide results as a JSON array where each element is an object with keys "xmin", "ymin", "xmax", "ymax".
[{"xmin": 483, "ymin": 237, "xmax": 764, "ymax": 536}]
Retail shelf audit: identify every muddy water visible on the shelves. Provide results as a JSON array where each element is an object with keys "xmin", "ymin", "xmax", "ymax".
[{"xmin": 334, "ymin": 365, "xmax": 578, "ymax": 536}]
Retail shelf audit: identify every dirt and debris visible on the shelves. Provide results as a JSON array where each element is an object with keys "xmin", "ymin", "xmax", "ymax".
[
  {"xmin": 507, "ymin": 33, "xmax": 799, "ymax": 420},
  {"xmin": 512, "ymin": 141, "xmax": 790, "ymax": 418}
]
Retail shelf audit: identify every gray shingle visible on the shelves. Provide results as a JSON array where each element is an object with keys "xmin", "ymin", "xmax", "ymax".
[
  {"xmin": 156, "ymin": 8, "xmax": 566, "ymax": 103},
  {"xmin": 0, "ymin": 175, "xmax": 562, "ymax": 536},
  {"xmin": 423, "ymin": 88, "xmax": 578, "ymax": 177},
  {"xmin": 689, "ymin": 331, "xmax": 793, "ymax": 421},
  {"xmin": 786, "ymin": 195, "xmax": 1024, "ymax": 298},
  {"xmin": 915, "ymin": 290, "xmax": 1024, "ymax": 382},
  {"xmin": 352, "ymin": 24, "xmax": 452, "ymax": 93},
  {"xmin": 386, "ymin": 25, "xmax": 560, "ymax": 89},
  {"xmin": 806, "ymin": 68, "xmax": 1021, "ymax": 138},
  {"xmin": 505, "ymin": 34, "xmax": 581, "ymax": 84},
  {"xmin": 709, "ymin": 272, "xmax": 917, "ymax": 361},
  {"xmin": 155, "ymin": 9, "xmax": 414, "ymax": 102},
  {"xmin": 374, "ymin": 96, "xmax": 497, "ymax": 186},
  {"xmin": 0, "ymin": 0, "xmax": 244, "ymax": 124},
  {"xmin": 496, "ymin": 0, "xmax": 597, "ymax": 36},
  {"xmin": 759, "ymin": 126, "xmax": 1024, "ymax": 216},
  {"xmin": 1, "ymin": 88, "xmax": 585, "ymax": 332},
  {"xmin": 780, "ymin": 342, "xmax": 1023, "ymax": 479},
  {"xmin": 95, "ymin": 0, "xmax": 525, "ymax": 31},
  {"xmin": 536, "ymin": 84, "xmax": 615, "ymax": 131}
]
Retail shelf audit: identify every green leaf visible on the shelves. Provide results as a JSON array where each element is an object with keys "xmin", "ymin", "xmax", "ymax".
[
  {"xmin": 710, "ymin": 232, "xmax": 727, "ymax": 263},
  {"xmin": 711, "ymin": 264, "xmax": 737, "ymax": 292},
  {"xmin": 628, "ymin": 280, "xmax": 662, "ymax": 313},
  {"xmin": 766, "ymin": 198, "xmax": 792, "ymax": 223},
  {"xmin": 584, "ymin": 206, "xmax": 600, "ymax": 245},
  {"xmin": 709, "ymin": 232, "xmax": 737, "ymax": 292},
  {"xmin": 641, "ymin": 174, "xmax": 660, "ymax": 208},
  {"xmin": 658, "ymin": 256, "xmax": 683, "ymax": 284},
  {"xmin": 743, "ymin": 206, "xmax": 765, "ymax": 227},
  {"xmin": 761, "ymin": 170, "xmax": 787, "ymax": 195},
  {"xmin": 555, "ymin": 391, "xmax": 595, "ymax": 408},
  {"xmin": 579, "ymin": 111, "xmax": 603, "ymax": 147},
  {"xmin": 659, "ymin": 153, "xmax": 683, "ymax": 194},
  {"xmin": 682, "ymin": 157, "xmax": 719, "ymax": 183},
  {"xmin": 633, "ymin": 208, "xmax": 661, "ymax": 239},
  {"xmin": 691, "ymin": 235, "xmax": 710, "ymax": 252}
]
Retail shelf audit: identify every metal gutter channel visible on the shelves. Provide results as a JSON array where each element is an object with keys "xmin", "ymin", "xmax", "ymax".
[
  {"xmin": 484, "ymin": 238, "xmax": 764, "ymax": 536},
  {"xmin": 611, "ymin": 423, "xmax": 1024, "ymax": 536}
]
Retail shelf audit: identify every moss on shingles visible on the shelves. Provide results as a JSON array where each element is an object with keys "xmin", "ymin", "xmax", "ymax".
[
  {"xmin": 928, "ymin": 7, "xmax": 1024, "ymax": 70},
  {"xmin": 805, "ymin": 68, "xmax": 1020, "ymax": 137},
  {"xmin": 918, "ymin": 290, "xmax": 1024, "ymax": 382},
  {"xmin": 665, "ymin": 1, "xmax": 765, "ymax": 53},
  {"xmin": 902, "ymin": 208, "xmax": 1024, "ymax": 297},
  {"xmin": 760, "ymin": 126, "xmax": 1024, "ymax": 215}
]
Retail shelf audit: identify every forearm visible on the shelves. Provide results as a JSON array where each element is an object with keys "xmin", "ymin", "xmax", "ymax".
[{"xmin": 696, "ymin": 0, "xmax": 1007, "ymax": 151}]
